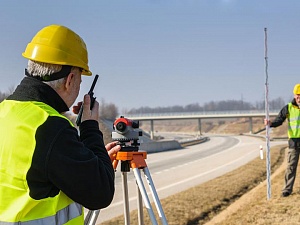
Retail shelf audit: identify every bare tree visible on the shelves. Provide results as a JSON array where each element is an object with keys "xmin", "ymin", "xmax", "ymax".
[
  {"xmin": 125, "ymin": 97, "xmax": 286, "ymax": 114},
  {"xmin": 0, "ymin": 86, "xmax": 15, "ymax": 102},
  {"xmin": 99, "ymin": 99, "xmax": 119, "ymax": 121},
  {"xmin": 269, "ymin": 97, "xmax": 286, "ymax": 110}
]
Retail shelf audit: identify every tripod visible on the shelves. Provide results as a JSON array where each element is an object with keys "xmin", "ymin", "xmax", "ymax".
[
  {"xmin": 85, "ymin": 116, "xmax": 168, "ymax": 224},
  {"xmin": 112, "ymin": 150, "xmax": 168, "ymax": 225},
  {"xmin": 84, "ymin": 150, "xmax": 168, "ymax": 225}
]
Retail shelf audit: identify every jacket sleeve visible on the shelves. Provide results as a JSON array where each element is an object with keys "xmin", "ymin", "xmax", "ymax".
[
  {"xmin": 44, "ymin": 118, "xmax": 114, "ymax": 210},
  {"xmin": 270, "ymin": 105, "xmax": 288, "ymax": 128}
]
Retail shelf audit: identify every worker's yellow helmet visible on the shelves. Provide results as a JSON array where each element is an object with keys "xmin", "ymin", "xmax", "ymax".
[
  {"xmin": 293, "ymin": 84, "xmax": 300, "ymax": 95},
  {"xmin": 22, "ymin": 24, "xmax": 92, "ymax": 75}
]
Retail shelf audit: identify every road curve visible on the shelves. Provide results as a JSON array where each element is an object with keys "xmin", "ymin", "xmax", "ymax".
[{"xmin": 87, "ymin": 135, "xmax": 286, "ymax": 224}]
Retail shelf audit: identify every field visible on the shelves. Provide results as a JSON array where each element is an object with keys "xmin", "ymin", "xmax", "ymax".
[
  {"xmin": 138, "ymin": 117, "xmax": 287, "ymax": 138},
  {"xmin": 98, "ymin": 117, "xmax": 296, "ymax": 225}
]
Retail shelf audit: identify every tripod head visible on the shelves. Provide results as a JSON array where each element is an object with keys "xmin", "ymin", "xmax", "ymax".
[{"xmin": 112, "ymin": 116, "xmax": 143, "ymax": 152}]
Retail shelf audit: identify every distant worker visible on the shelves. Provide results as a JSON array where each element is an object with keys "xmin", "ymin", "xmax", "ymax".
[
  {"xmin": 265, "ymin": 84, "xmax": 300, "ymax": 197},
  {"xmin": 0, "ymin": 24, "xmax": 120, "ymax": 224}
]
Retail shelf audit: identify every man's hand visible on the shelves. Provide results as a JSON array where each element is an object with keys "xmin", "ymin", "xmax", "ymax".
[
  {"xmin": 72, "ymin": 94, "xmax": 99, "ymax": 122},
  {"xmin": 264, "ymin": 119, "xmax": 271, "ymax": 126},
  {"xmin": 105, "ymin": 142, "xmax": 121, "ymax": 162},
  {"xmin": 72, "ymin": 101, "xmax": 82, "ymax": 114}
]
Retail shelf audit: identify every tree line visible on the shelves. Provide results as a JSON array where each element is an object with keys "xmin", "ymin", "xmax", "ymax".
[
  {"xmin": 0, "ymin": 88, "xmax": 287, "ymax": 119},
  {"xmin": 126, "ymin": 97, "xmax": 287, "ymax": 114}
]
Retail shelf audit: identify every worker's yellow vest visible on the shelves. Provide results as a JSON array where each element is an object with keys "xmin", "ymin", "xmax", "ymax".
[
  {"xmin": 0, "ymin": 100, "xmax": 84, "ymax": 224},
  {"xmin": 288, "ymin": 102, "xmax": 300, "ymax": 138}
]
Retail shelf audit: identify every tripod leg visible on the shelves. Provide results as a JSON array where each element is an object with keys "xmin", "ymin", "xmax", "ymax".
[
  {"xmin": 133, "ymin": 168, "xmax": 158, "ymax": 225},
  {"xmin": 84, "ymin": 210, "xmax": 100, "ymax": 225},
  {"xmin": 136, "ymin": 181, "xmax": 144, "ymax": 225},
  {"xmin": 143, "ymin": 167, "xmax": 168, "ymax": 225},
  {"xmin": 122, "ymin": 172, "xmax": 130, "ymax": 225},
  {"xmin": 84, "ymin": 210, "xmax": 93, "ymax": 225}
]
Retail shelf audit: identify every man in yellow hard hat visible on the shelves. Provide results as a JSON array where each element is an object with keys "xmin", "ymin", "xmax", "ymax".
[
  {"xmin": 0, "ymin": 24, "xmax": 120, "ymax": 224},
  {"xmin": 265, "ymin": 84, "xmax": 300, "ymax": 197}
]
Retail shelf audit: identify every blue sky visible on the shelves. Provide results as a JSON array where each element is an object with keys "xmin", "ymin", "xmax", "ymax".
[{"xmin": 0, "ymin": 0, "xmax": 299, "ymax": 112}]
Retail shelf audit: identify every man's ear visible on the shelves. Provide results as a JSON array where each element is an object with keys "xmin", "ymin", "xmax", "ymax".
[{"xmin": 64, "ymin": 73, "xmax": 74, "ymax": 91}]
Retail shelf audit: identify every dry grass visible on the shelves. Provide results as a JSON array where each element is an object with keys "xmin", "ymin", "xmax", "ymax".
[{"xmin": 206, "ymin": 147, "xmax": 300, "ymax": 225}]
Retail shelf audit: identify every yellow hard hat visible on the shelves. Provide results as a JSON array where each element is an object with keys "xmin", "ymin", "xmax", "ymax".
[
  {"xmin": 293, "ymin": 84, "xmax": 300, "ymax": 95},
  {"xmin": 22, "ymin": 24, "xmax": 92, "ymax": 75}
]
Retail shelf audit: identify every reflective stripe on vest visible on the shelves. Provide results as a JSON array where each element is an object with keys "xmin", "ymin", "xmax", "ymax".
[
  {"xmin": 0, "ymin": 202, "xmax": 82, "ymax": 225},
  {"xmin": 288, "ymin": 102, "xmax": 300, "ymax": 138},
  {"xmin": 0, "ymin": 100, "xmax": 83, "ymax": 224}
]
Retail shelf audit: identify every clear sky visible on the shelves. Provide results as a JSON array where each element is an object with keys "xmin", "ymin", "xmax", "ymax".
[{"xmin": 0, "ymin": 0, "xmax": 299, "ymax": 112}]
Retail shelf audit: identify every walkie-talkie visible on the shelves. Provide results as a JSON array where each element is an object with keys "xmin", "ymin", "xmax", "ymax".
[{"xmin": 76, "ymin": 74, "xmax": 99, "ymax": 126}]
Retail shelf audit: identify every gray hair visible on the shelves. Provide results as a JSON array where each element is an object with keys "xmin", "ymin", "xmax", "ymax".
[{"xmin": 27, "ymin": 60, "xmax": 67, "ymax": 89}]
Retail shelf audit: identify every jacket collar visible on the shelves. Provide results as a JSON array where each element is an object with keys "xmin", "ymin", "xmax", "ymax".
[
  {"xmin": 292, "ymin": 98, "xmax": 299, "ymax": 107},
  {"xmin": 7, "ymin": 77, "xmax": 69, "ymax": 113}
]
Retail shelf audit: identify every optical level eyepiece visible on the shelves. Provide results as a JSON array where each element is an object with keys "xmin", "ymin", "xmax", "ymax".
[
  {"xmin": 113, "ymin": 116, "xmax": 139, "ymax": 134},
  {"xmin": 115, "ymin": 122, "xmax": 127, "ymax": 132}
]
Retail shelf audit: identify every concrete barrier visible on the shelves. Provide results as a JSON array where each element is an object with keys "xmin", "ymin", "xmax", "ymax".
[
  {"xmin": 140, "ymin": 140, "xmax": 182, "ymax": 153},
  {"xmin": 179, "ymin": 137, "xmax": 210, "ymax": 147}
]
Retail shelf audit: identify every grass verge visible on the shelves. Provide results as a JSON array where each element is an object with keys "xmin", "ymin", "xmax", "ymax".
[
  {"xmin": 101, "ymin": 144, "xmax": 286, "ymax": 225},
  {"xmin": 206, "ymin": 146, "xmax": 300, "ymax": 225}
]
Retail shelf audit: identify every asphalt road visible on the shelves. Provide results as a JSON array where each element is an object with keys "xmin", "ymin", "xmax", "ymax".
[{"xmin": 86, "ymin": 135, "xmax": 286, "ymax": 224}]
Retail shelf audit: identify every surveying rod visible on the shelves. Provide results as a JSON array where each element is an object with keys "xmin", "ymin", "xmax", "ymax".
[{"xmin": 264, "ymin": 27, "xmax": 272, "ymax": 200}]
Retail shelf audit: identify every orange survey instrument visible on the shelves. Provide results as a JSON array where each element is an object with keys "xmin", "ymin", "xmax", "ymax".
[{"xmin": 85, "ymin": 116, "xmax": 168, "ymax": 225}]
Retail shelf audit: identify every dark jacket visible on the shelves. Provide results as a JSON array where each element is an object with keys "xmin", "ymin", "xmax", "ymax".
[
  {"xmin": 7, "ymin": 77, "xmax": 114, "ymax": 210},
  {"xmin": 270, "ymin": 98, "xmax": 300, "ymax": 149}
]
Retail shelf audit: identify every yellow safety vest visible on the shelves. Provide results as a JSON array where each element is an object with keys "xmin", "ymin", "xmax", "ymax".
[
  {"xmin": 0, "ymin": 100, "xmax": 84, "ymax": 224},
  {"xmin": 288, "ymin": 102, "xmax": 300, "ymax": 138}
]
